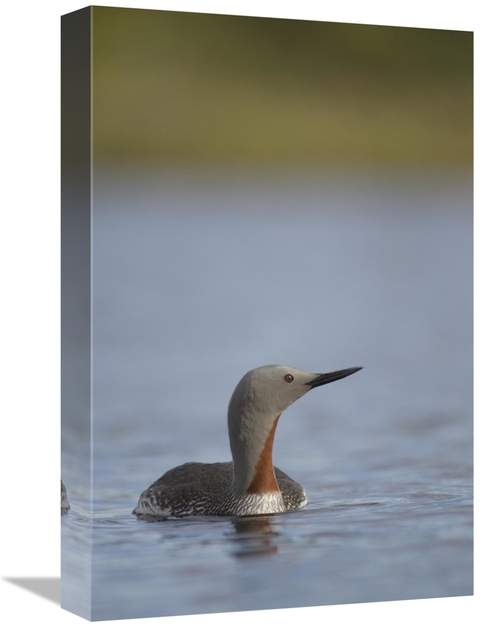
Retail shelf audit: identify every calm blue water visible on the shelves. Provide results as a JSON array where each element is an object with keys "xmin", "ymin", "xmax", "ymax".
[{"xmin": 62, "ymin": 169, "xmax": 472, "ymax": 620}]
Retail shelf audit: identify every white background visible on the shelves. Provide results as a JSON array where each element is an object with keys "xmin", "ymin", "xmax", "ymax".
[{"xmin": 1, "ymin": 1, "xmax": 497, "ymax": 625}]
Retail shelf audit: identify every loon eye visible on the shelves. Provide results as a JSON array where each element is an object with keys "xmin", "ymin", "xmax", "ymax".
[{"xmin": 284, "ymin": 374, "xmax": 294, "ymax": 383}]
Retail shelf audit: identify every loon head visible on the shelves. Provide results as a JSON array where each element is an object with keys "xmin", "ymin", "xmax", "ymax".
[{"xmin": 227, "ymin": 365, "xmax": 362, "ymax": 495}]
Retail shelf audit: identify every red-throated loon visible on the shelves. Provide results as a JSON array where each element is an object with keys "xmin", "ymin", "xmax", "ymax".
[
  {"xmin": 133, "ymin": 365, "xmax": 362, "ymax": 519},
  {"xmin": 61, "ymin": 480, "xmax": 70, "ymax": 515}
]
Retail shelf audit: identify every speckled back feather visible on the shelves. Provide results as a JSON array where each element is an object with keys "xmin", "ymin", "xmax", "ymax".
[{"xmin": 133, "ymin": 462, "xmax": 307, "ymax": 518}]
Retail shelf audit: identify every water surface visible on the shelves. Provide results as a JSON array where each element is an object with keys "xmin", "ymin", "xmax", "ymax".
[{"xmin": 62, "ymin": 169, "xmax": 472, "ymax": 620}]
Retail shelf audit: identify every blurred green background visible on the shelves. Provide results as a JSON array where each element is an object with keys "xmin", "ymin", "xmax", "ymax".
[{"xmin": 92, "ymin": 7, "xmax": 472, "ymax": 170}]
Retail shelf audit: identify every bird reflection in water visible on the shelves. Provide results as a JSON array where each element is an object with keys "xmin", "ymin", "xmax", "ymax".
[{"xmin": 228, "ymin": 516, "xmax": 280, "ymax": 558}]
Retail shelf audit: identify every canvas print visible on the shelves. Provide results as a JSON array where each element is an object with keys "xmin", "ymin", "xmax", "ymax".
[{"xmin": 61, "ymin": 6, "xmax": 473, "ymax": 621}]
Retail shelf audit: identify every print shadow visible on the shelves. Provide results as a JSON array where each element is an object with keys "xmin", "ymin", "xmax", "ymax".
[{"xmin": 3, "ymin": 577, "xmax": 60, "ymax": 605}]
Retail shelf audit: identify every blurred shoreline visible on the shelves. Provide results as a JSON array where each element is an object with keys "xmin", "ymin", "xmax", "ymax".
[{"xmin": 92, "ymin": 7, "xmax": 472, "ymax": 169}]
